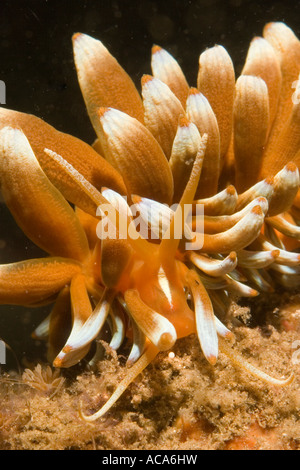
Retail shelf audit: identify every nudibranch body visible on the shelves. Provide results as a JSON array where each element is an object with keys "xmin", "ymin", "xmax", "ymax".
[{"xmin": 0, "ymin": 21, "xmax": 299, "ymax": 421}]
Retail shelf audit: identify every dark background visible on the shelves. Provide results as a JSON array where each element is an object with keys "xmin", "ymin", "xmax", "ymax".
[
  {"xmin": 1, "ymin": 0, "xmax": 299, "ymax": 142},
  {"xmin": 0, "ymin": 0, "xmax": 299, "ymax": 369}
]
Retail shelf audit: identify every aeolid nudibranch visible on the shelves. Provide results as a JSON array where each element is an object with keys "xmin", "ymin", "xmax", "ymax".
[{"xmin": 0, "ymin": 21, "xmax": 299, "ymax": 421}]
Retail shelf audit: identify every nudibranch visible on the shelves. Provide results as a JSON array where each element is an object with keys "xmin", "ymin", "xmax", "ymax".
[{"xmin": 0, "ymin": 22, "xmax": 299, "ymax": 421}]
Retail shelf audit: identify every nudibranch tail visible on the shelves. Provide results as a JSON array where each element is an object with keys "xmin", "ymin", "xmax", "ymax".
[
  {"xmin": 219, "ymin": 338, "xmax": 295, "ymax": 387},
  {"xmin": 80, "ymin": 343, "xmax": 159, "ymax": 422}
]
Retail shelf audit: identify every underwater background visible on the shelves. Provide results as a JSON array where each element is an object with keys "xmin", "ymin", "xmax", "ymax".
[
  {"xmin": 0, "ymin": 0, "xmax": 299, "ymax": 450},
  {"xmin": 0, "ymin": 0, "xmax": 299, "ymax": 368}
]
